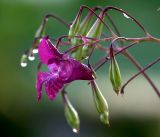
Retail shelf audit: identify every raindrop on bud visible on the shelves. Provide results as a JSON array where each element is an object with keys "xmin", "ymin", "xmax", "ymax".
[
  {"xmin": 100, "ymin": 111, "xmax": 109, "ymax": 125},
  {"xmin": 21, "ymin": 62, "xmax": 27, "ymax": 67},
  {"xmin": 28, "ymin": 55, "xmax": 35, "ymax": 61},
  {"xmin": 63, "ymin": 92, "xmax": 80, "ymax": 133},
  {"xmin": 91, "ymin": 81, "xmax": 110, "ymax": 125},
  {"xmin": 123, "ymin": 13, "xmax": 130, "ymax": 19},
  {"xmin": 72, "ymin": 128, "xmax": 79, "ymax": 133},
  {"xmin": 33, "ymin": 48, "xmax": 38, "ymax": 54}
]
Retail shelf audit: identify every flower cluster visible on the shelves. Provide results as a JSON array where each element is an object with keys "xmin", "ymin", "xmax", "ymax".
[{"xmin": 21, "ymin": 5, "xmax": 160, "ymax": 133}]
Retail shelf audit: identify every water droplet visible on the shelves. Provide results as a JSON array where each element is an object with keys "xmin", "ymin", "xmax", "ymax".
[
  {"xmin": 72, "ymin": 128, "xmax": 79, "ymax": 133},
  {"xmin": 123, "ymin": 13, "xmax": 130, "ymax": 19},
  {"xmin": 21, "ymin": 62, "xmax": 27, "ymax": 67},
  {"xmin": 33, "ymin": 48, "xmax": 38, "ymax": 54},
  {"xmin": 28, "ymin": 56, "xmax": 35, "ymax": 61}
]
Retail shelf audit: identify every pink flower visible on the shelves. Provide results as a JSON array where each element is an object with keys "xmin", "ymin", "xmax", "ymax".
[{"xmin": 36, "ymin": 37, "xmax": 94, "ymax": 101}]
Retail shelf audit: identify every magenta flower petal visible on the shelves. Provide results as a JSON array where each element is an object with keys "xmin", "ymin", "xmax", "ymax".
[
  {"xmin": 36, "ymin": 71, "xmax": 64, "ymax": 101},
  {"xmin": 45, "ymin": 78, "xmax": 64, "ymax": 100},
  {"xmin": 38, "ymin": 37, "xmax": 62, "ymax": 64},
  {"xmin": 36, "ymin": 72, "xmax": 50, "ymax": 100},
  {"xmin": 63, "ymin": 58, "xmax": 93, "ymax": 82},
  {"xmin": 36, "ymin": 37, "xmax": 94, "ymax": 101}
]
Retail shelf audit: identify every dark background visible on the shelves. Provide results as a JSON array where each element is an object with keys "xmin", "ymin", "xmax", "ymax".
[{"xmin": 0, "ymin": 0, "xmax": 160, "ymax": 137}]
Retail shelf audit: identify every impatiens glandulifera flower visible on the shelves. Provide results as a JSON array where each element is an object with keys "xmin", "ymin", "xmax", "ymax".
[
  {"xmin": 36, "ymin": 36, "xmax": 94, "ymax": 101},
  {"xmin": 91, "ymin": 80, "xmax": 109, "ymax": 125},
  {"xmin": 62, "ymin": 91, "xmax": 80, "ymax": 133},
  {"xmin": 21, "ymin": 5, "xmax": 160, "ymax": 133},
  {"xmin": 109, "ymin": 47, "xmax": 122, "ymax": 95},
  {"xmin": 82, "ymin": 12, "xmax": 104, "ymax": 59}
]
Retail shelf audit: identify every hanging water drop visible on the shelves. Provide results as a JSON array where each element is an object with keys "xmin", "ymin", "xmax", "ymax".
[
  {"xmin": 28, "ymin": 55, "xmax": 35, "ymax": 61},
  {"xmin": 21, "ymin": 62, "xmax": 27, "ymax": 67},
  {"xmin": 72, "ymin": 128, "xmax": 79, "ymax": 133},
  {"xmin": 123, "ymin": 13, "xmax": 130, "ymax": 19},
  {"xmin": 33, "ymin": 48, "xmax": 38, "ymax": 54}
]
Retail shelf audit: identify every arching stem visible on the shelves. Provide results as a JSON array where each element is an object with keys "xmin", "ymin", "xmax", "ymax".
[{"xmin": 121, "ymin": 57, "xmax": 160, "ymax": 98}]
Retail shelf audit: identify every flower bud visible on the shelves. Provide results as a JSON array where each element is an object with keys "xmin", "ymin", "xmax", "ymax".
[
  {"xmin": 35, "ymin": 21, "xmax": 46, "ymax": 38},
  {"xmin": 68, "ymin": 15, "xmax": 80, "ymax": 39},
  {"xmin": 63, "ymin": 93, "xmax": 80, "ymax": 133},
  {"xmin": 91, "ymin": 80, "xmax": 109, "ymax": 125},
  {"xmin": 71, "ymin": 47, "xmax": 83, "ymax": 61},
  {"xmin": 109, "ymin": 48, "xmax": 122, "ymax": 94},
  {"xmin": 82, "ymin": 12, "xmax": 104, "ymax": 59},
  {"xmin": 71, "ymin": 12, "xmax": 93, "ymax": 60},
  {"xmin": 86, "ymin": 12, "xmax": 104, "ymax": 39},
  {"xmin": 79, "ymin": 12, "xmax": 93, "ymax": 36}
]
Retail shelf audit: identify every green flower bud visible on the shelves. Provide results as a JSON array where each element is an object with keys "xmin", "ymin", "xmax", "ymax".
[
  {"xmin": 82, "ymin": 12, "xmax": 104, "ymax": 59},
  {"xmin": 86, "ymin": 12, "xmax": 104, "ymax": 39},
  {"xmin": 79, "ymin": 12, "xmax": 93, "ymax": 36},
  {"xmin": 71, "ymin": 47, "xmax": 83, "ymax": 61},
  {"xmin": 63, "ymin": 93, "xmax": 80, "ymax": 133},
  {"xmin": 68, "ymin": 15, "xmax": 80, "ymax": 39},
  {"xmin": 71, "ymin": 12, "xmax": 93, "ymax": 60},
  {"xmin": 100, "ymin": 111, "xmax": 109, "ymax": 125},
  {"xmin": 91, "ymin": 80, "xmax": 109, "ymax": 125},
  {"xmin": 109, "ymin": 49, "xmax": 122, "ymax": 94},
  {"xmin": 35, "ymin": 21, "xmax": 46, "ymax": 38}
]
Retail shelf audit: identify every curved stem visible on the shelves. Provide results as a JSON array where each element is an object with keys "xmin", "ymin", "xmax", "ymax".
[
  {"xmin": 62, "ymin": 89, "xmax": 67, "ymax": 104},
  {"xmin": 87, "ymin": 44, "xmax": 96, "ymax": 66},
  {"xmin": 91, "ymin": 6, "xmax": 123, "ymax": 41},
  {"xmin": 64, "ymin": 36, "xmax": 113, "ymax": 54},
  {"xmin": 80, "ymin": 5, "xmax": 116, "ymax": 36},
  {"xmin": 105, "ymin": 13, "xmax": 124, "ymax": 46},
  {"xmin": 28, "ymin": 14, "xmax": 69, "ymax": 56},
  {"xmin": 94, "ymin": 42, "xmax": 138, "ymax": 71},
  {"xmin": 121, "ymin": 57, "xmax": 160, "ymax": 98},
  {"xmin": 99, "ymin": 17, "xmax": 160, "ymax": 97},
  {"xmin": 122, "ymin": 51, "xmax": 160, "ymax": 98},
  {"xmin": 37, "ymin": 62, "xmax": 42, "ymax": 72},
  {"xmin": 55, "ymin": 35, "xmax": 69, "ymax": 48},
  {"xmin": 45, "ymin": 13, "xmax": 69, "ymax": 29},
  {"xmin": 103, "ymin": 6, "xmax": 149, "ymax": 36}
]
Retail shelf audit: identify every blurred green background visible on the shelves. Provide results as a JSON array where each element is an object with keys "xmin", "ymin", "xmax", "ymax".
[{"xmin": 0, "ymin": 0, "xmax": 160, "ymax": 137}]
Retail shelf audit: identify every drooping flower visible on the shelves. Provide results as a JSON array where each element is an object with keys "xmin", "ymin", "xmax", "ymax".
[{"xmin": 36, "ymin": 36, "xmax": 94, "ymax": 101}]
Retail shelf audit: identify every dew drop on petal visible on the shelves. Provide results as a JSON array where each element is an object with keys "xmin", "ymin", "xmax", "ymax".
[
  {"xmin": 28, "ymin": 56, "xmax": 35, "ymax": 61},
  {"xmin": 21, "ymin": 62, "xmax": 27, "ymax": 67},
  {"xmin": 123, "ymin": 13, "xmax": 130, "ymax": 19},
  {"xmin": 72, "ymin": 128, "xmax": 79, "ymax": 133},
  {"xmin": 33, "ymin": 48, "xmax": 38, "ymax": 54}
]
